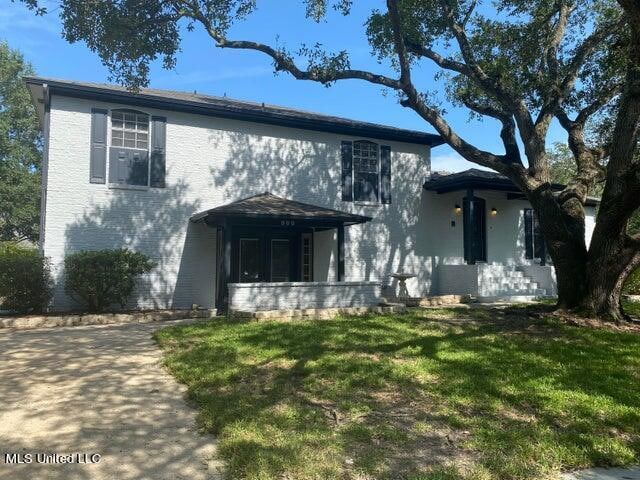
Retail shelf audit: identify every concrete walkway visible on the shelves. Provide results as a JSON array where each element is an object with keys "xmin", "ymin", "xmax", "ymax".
[
  {"xmin": 0, "ymin": 320, "xmax": 222, "ymax": 480},
  {"xmin": 562, "ymin": 467, "xmax": 640, "ymax": 480}
]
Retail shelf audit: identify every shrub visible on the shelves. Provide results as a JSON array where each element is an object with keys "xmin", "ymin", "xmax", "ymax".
[
  {"xmin": 64, "ymin": 249, "xmax": 155, "ymax": 312},
  {"xmin": 624, "ymin": 267, "xmax": 640, "ymax": 296},
  {"xmin": 0, "ymin": 242, "xmax": 53, "ymax": 313}
]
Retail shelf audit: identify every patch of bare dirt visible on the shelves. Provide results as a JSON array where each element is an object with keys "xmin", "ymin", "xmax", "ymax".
[{"xmin": 552, "ymin": 311, "xmax": 640, "ymax": 333}]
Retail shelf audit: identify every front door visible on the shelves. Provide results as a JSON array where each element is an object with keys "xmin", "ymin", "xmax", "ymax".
[
  {"xmin": 232, "ymin": 228, "xmax": 304, "ymax": 282},
  {"xmin": 270, "ymin": 238, "xmax": 291, "ymax": 282},
  {"xmin": 463, "ymin": 196, "xmax": 487, "ymax": 264}
]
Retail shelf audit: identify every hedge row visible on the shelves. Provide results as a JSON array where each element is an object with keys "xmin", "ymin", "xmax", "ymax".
[
  {"xmin": 0, "ymin": 243, "xmax": 53, "ymax": 313},
  {"xmin": 0, "ymin": 244, "xmax": 154, "ymax": 313}
]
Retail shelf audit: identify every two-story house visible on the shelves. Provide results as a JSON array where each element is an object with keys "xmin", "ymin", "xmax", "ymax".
[{"xmin": 25, "ymin": 77, "xmax": 597, "ymax": 312}]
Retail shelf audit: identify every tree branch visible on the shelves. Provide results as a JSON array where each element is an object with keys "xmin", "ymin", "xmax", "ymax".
[
  {"xmin": 404, "ymin": 41, "xmax": 471, "ymax": 77},
  {"xmin": 180, "ymin": 5, "xmax": 403, "ymax": 90},
  {"xmin": 460, "ymin": 97, "xmax": 522, "ymax": 163},
  {"xmin": 537, "ymin": 17, "xmax": 621, "ymax": 128},
  {"xmin": 555, "ymin": 105, "xmax": 608, "ymax": 201},
  {"xmin": 180, "ymin": 0, "xmax": 535, "ymax": 186},
  {"xmin": 545, "ymin": 2, "xmax": 574, "ymax": 81},
  {"xmin": 386, "ymin": 0, "xmax": 524, "ymax": 176}
]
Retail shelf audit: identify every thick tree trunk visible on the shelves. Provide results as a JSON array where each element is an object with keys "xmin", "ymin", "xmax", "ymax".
[
  {"xmin": 582, "ymin": 244, "xmax": 639, "ymax": 322},
  {"xmin": 528, "ymin": 190, "xmax": 589, "ymax": 309},
  {"xmin": 581, "ymin": 191, "xmax": 640, "ymax": 321},
  {"xmin": 533, "ymin": 194, "xmax": 636, "ymax": 321},
  {"xmin": 579, "ymin": 14, "xmax": 640, "ymax": 322}
]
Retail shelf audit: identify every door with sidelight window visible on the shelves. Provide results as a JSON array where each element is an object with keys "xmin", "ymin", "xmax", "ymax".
[{"xmin": 233, "ymin": 228, "xmax": 313, "ymax": 283}]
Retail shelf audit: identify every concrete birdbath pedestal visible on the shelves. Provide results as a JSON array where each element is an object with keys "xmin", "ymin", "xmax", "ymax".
[{"xmin": 390, "ymin": 272, "xmax": 416, "ymax": 299}]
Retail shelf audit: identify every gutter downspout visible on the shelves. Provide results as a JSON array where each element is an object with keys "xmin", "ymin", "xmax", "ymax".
[{"xmin": 39, "ymin": 83, "xmax": 50, "ymax": 254}]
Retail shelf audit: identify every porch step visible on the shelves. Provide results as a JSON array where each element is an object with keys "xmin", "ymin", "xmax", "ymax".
[{"xmin": 479, "ymin": 265, "xmax": 545, "ymax": 298}]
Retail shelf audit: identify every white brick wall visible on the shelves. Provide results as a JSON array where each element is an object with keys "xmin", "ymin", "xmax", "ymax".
[
  {"xmin": 43, "ymin": 94, "xmax": 431, "ymax": 311},
  {"xmin": 229, "ymin": 281, "xmax": 381, "ymax": 311},
  {"xmin": 43, "ymin": 93, "xmax": 597, "ymax": 311}
]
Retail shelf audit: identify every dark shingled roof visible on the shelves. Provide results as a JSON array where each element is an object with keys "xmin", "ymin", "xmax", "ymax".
[
  {"xmin": 424, "ymin": 168, "xmax": 529, "ymax": 192},
  {"xmin": 24, "ymin": 76, "xmax": 443, "ymax": 146},
  {"xmin": 424, "ymin": 168, "xmax": 600, "ymax": 206},
  {"xmin": 191, "ymin": 192, "xmax": 372, "ymax": 225}
]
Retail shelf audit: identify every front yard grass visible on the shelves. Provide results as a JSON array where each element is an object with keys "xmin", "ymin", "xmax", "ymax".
[{"xmin": 154, "ymin": 306, "xmax": 640, "ymax": 480}]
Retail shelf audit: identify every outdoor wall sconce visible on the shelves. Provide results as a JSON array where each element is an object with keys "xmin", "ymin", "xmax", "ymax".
[
  {"xmin": 491, "ymin": 207, "xmax": 498, "ymax": 216},
  {"xmin": 454, "ymin": 204, "xmax": 462, "ymax": 215}
]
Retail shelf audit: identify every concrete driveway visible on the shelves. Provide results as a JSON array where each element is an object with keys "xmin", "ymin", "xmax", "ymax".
[
  {"xmin": 563, "ymin": 467, "xmax": 640, "ymax": 480},
  {"xmin": 0, "ymin": 320, "xmax": 222, "ymax": 480}
]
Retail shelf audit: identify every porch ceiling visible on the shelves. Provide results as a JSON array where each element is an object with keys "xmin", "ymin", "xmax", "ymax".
[{"xmin": 190, "ymin": 192, "xmax": 372, "ymax": 227}]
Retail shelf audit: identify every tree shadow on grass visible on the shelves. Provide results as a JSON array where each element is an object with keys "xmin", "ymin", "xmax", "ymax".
[{"xmin": 156, "ymin": 308, "xmax": 640, "ymax": 479}]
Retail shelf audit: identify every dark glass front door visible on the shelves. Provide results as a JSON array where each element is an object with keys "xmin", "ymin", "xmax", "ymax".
[
  {"xmin": 232, "ymin": 228, "xmax": 307, "ymax": 282},
  {"xmin": 270, "ymin": 239, "xmax": 291, "ymax": 282},
  {"xmin": 463, "ymin": 196, "xmax": 487, "ymax": 264},
  {"xmin": 239, "ymin": 238, "xmax": 261, "ymax": 282}
]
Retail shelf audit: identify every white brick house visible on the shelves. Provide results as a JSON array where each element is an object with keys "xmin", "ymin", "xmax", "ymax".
[{"xmin": 26, "ymin": 77, "xmax": 597, "ymax": 312}]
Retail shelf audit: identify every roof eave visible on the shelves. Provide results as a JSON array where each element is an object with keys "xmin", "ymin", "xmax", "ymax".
[
  {"xmin": 24, "ymin": 76, "xmax": 443, "ymax": 147},
  {"xmin": 423, "ymin": 174, "xmax": 602, "ymax": 206},
  {"xmin": 191, "ymin": 211, "xmax": 372, "ymax": 225}
]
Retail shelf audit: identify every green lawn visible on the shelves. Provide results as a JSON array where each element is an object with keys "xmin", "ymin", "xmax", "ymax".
[{"xmin": 154, "ymin": 306, "xmax": 640, "ymax": 480}]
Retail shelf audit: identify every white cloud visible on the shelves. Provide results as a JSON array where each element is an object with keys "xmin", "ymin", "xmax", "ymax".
[{"xmin": 430, "ymin": 152, "xmax": 494, "ymax": 173}]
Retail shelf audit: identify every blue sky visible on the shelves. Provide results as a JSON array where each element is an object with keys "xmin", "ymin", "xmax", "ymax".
[{"xmin": 2, "ymin": 0, "xmax": 568, "ymax": 172}]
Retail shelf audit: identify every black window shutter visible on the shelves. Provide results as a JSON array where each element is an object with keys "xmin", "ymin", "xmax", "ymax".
[
  {"xmin": 524, "ymin": 208, "xmax": 534, "ymax": 259},
  {"xmin": 90, "ymin": 108, "xmax": 107, "ymax": 183},
  {"xmin": 150, "ymin": 116, "xmax": 166, "ymax": 188},
  {"xmin": 341, "ymin": 141, "xmax": 353, "ymax": 201},
  {"xmin": 380, "ymin": 145, "xmax": 391, "ymax": 204}
]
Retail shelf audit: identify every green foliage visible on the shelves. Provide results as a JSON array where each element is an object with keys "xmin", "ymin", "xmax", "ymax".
[
  {"xmin": 547, "ymin": 143, "xmax": 577, "ymax": 185},
  {"xmin": 0, "ymin": 242, "xmax": 52, "ymax": 313},
  {"xmin": 0, "ymin": 41, "xmax": 42, "ymax": 242},
  {"xmin": 64, "ymin": 249, "xmax": 154, "ymax": 312},
  {"xmin": 624, "ymin": 268, "xmax": 640, "ymax": 295},
  {"xmin": 156, "ymin": 307, "xmax": 640, "ymax": 480}
]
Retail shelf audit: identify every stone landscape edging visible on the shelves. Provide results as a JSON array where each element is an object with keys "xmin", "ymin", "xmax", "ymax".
[{"xmin": 0, "ymin": 309, "xmax": 214, "ymax": 330}]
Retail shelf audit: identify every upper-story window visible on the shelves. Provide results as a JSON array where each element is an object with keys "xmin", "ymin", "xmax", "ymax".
[
  {"xmin": 111, "ymin": 111, "xmax": 149, "ymax": 149},
  {"xmin": 341, "ymin": 140, "xmax": 391, "ymax": 204},
  {"xmin": 353, "ymin": 141, "xmax": 380, "ymax": 202},
  {"xmin": 89, "ymin": 108, "xmax": 166, "ymax": 188},
  {"xmin": 109, "ymin": 109, "xmax": 150, "ymax": 187}
]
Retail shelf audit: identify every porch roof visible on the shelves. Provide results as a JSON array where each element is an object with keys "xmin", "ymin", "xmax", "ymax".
[
  {"xmin": 190, "ymin": 192, "xmax": 373, "ymax": 226},
  {"xmin": 423, "ymin": 169, "xmax": 599, "ymax": 206}
]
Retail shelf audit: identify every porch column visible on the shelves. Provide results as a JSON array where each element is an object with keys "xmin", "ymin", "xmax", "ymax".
[
  {"xmin": 216, "ymin": 222, "xmax": 233, "ymax": 312},
  {"xmin": 463, "ymin": 188, "xmax": 475, "ymax": 265},
  {"xmin": 337, "ymin": 223, "xmax": 345, "ymax": 281}
]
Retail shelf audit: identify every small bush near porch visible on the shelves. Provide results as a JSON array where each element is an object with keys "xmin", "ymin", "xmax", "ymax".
[{"xmin": 155, "ymin": 307, "xmax": 640, "ymax": 480}]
